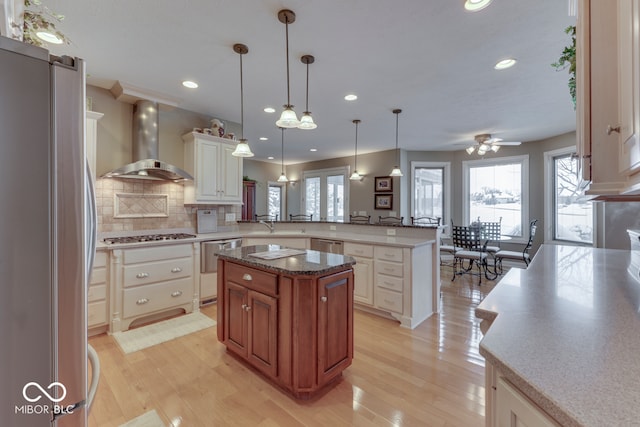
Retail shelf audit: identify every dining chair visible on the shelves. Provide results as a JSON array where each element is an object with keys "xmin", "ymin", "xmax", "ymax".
[
  {"xmin": 349, "ymin": 215, "xmax": 371, "ymax": 224},
  {"xmin": 480, "ymin": 217, "xmax": 502, "ymax": 255},
  {"xmin": 255, "ymin": 214, "xmax": 278, "ymax": 222},
  {"xmin": 495, "ymin": 219, "xmax": 538, "ymax": 269},
  {"xmin": 289, "ymin": 214, "xmax": 313, "ymax": 221},
  {"xmin": 377, "ymin": 216, "xmax": 404, "ymax": 225},
  {"xmin": 410, "ymin": 216, "xmax": 441, "ymax": 226},
  {"xmin": 451, "ymin": 224, "xmax": 489, "ymax": 284}
]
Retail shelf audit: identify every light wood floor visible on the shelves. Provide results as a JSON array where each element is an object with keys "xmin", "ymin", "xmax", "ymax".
[{"xmin": 88, "ymin": 269, "xmax": 500, "ymax": 427}]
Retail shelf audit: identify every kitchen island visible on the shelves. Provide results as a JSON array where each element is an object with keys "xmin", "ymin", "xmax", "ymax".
[
  {"xmin": 476, "ymin": 244, "xmax": 640, "ymax": 427},
  {"xmin": 216, "ymin": 244, "xmax": 356, "ymax": 399}
]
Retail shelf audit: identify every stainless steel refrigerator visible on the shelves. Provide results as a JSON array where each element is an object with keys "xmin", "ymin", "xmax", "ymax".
[{"xmin": 0, "ymin": 35, "xmax": 97, "ymax": 426}]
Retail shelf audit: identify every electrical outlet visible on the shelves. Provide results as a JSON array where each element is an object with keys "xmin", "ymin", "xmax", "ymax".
[
  {"xmin": 225, "ymin": 213, "xmax": 236, "ymax": 221},
  {"xmin": 329, "ymin": 225, "xmax": 336, "ymax": 231},
  {"xmin": 386, "ymin": 228, "xmax": 396, "ymax": 236}
]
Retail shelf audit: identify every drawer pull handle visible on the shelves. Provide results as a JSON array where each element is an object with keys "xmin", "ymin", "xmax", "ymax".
[
  {"xmin": 171, "ymin": 267, "xmax": 182, "ymax": 273},
  {"xmin": 241, "ymin": 304, "xmax": 247, "ymax": 310},
  {"xmin": 171, "ymin": 291, "xmax": 183, "ymax": 297},
  {"xmin": 384, "ymin": 299, "xmax": 394, "ymax": 305},
  {"xmin": 242, "ymin": 273, "xmax": 252, "ymax": 281},
  {"xmin": 606, "ymin": 124, "xmax": 621, "ymax": 135},
  {"xmin": 320, "ymin": 296, "xmax": 327, "ymax": 303},
  {"xmin": 384, "ymin": 268, "xmax": 393, "ymax": 272},
  {"xmin": 136, "ymin": 272, "xmax": 149, "ymax": 279},
  {"xmin": 136, "ymin": 298, "xmax": 149, "ymax": 305},
  {"xmin": 245, "ymin": 305, "xmax": 251, "ymax": 311}
]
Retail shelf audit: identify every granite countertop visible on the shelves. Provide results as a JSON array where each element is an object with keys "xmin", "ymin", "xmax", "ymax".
[
  {"xmin": 217, "ymin": 244, "xmax": 356, "ymax": 275},
  {"xmin": 476, "ymin": 244, "xmax": 640, "ymax": 427}
]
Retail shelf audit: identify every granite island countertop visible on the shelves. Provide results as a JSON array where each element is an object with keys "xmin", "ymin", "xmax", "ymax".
[
  {"xmin": 216, "ymin": 244, "xmax": 356, "ymax": 276},
  {"xmin": 476, "ymin": 244, "xmax": 640, "ymax": 427}
]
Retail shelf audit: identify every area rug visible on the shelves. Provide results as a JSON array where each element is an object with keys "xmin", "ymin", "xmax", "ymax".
[
  {"xmin": 113, "ymin": 312, "xmax": 216, "ymax": 354},
  {"xmin": 119, "ymin": 409, "xmax": 165, "ymax": 427}
]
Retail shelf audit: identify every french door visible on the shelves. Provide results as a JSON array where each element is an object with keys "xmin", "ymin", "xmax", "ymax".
[{"xmin": 302, "ymin": 167, "xmax": 348, "ymax": 222}]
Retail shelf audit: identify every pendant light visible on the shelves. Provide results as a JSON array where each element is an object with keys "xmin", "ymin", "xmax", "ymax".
[
  {"xmin": 277, "ymin": 127, "xmax": 289, "ymax": 182},
  {"xmin": 298, "ymin": 55, "xmax": 317, "ymax": 130},
  {"xmin": 349, "ymin": 119, "xmax": 362, "ymax": 181},
  {"xmin": 389, "ymin": 109, "xmax": 403, "ymax": 177},
  {"xmin": 275, "ymin": 9, "xmax": 300, "ymax": 128},
  {"xmin": 231, "ymin": 43, "xmax": 254, "ymax": 157}
]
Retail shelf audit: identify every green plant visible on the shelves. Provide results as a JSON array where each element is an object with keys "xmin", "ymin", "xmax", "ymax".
[
  {"xmin": 552, "ymin": 25, "xmax": 576, "ymax": 108},
  {"xmin": 21, "ymin": 0, "xmax": 70, "ymax": 47}
]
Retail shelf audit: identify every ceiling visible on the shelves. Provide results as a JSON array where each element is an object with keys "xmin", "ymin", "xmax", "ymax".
[{"xmin": 45, "ymin": 0, "xmax": 577, "ymax": 164}]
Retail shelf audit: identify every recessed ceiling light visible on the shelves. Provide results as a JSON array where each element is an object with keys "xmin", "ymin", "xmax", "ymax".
[
  {"xmin": 259, "ymin": 137, "xmax": 268, "ymax": 141},
  {"xmin": 36, "ymin": 31, "xmax": 63, "ymax": 44},
  {"xmin": 264, "ymin": 107, "xmax": 276, "ymax": 113},
  {"xmin": 344, "ymin": 94, "xmax": 358, "ymax": 101},
  {"xmin": 182, "ymin": 80, "xmax": 198, "ymax": 89},
  {"xmin": 310, "ymin": 148, "xmax": 317, "ymax": 152},
  {"xmin": 464, "ymin": 0, "xmax": 493, "ymax": 12},
  {"xmin": 494, "ymin": 58, "xmax": 517, "ymax": 70},
  {"xmin": 268, "ymin": 156, "xmax": 274, "ymax": 160}
]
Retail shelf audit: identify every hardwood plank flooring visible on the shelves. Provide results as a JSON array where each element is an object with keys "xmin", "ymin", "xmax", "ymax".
[{"xmin": 88, "ymin": 269, "xmax": 500, "ymax": 427}]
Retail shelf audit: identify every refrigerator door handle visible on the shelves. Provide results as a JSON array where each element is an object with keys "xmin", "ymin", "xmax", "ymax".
[{"xmin": 86, "ymin": 161, "xmax": 97, "ymax": 278}]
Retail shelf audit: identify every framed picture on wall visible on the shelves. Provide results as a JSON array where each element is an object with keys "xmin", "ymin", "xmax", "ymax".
[
  {"xmin": 375, "ymin": 194, "xmax": 393, "ymax": 210},
  {"xmin": 374, "ymin": 176, "xmax": 393, "ymax": 192}
]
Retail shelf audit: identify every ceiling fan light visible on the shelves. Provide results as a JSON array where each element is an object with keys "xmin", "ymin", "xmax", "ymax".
[
  {"xmin": 491, "ymin": 144, "xmax": 500, "ymax": 152},
  {"xmin": 466, "ymin": 146, "xmax": 476, "ymax": 154},
  {"xmin": 350, "ymin": 171, "xmax": 362, "ymax": 181},
  {"xmin": 298, "ymin": 112, "xmax": 317, "ymax": 129},
  {"xmin": 232, "ymin": 140, "xmax": 255, "ymax": 157},
  {"xmin": 276, "ymin": 106, "xmax": 300, "ymax": 128},
  {"xmin": 390, "ymin": 167, "xmax": 403, "ymax": 177}
]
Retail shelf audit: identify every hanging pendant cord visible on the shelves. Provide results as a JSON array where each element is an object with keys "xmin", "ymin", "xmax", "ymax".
[
  {"xmin": 395, "ymin": 112, "xmax": 399, "ymax": 164},
  {"xmin": 354, "ymin": 121, "xmax": 359, "ymax": 170},
  {"xmin": 305, "ymin": 62, "xmax": 310, "ymax": 111},
  {"xmin": 285, "ymin": 19, "xmax": 291, "ymax": 106},
  {"xmin": 239, "ymin": 52, "xmax": 244, "ymax": 140}
]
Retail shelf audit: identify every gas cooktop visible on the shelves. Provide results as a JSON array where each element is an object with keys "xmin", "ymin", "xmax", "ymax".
[{"xmin": 102, "ymin": 233, "xmax": 196, "ymax": 245}]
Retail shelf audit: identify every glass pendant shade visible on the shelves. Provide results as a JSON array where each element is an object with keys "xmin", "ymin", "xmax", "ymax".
[
  {"xmin": 466, "ymin": 146, "xmax": 476, "ymax": 154},
  {"xmin": 491, "ymin": 144, "xmax": 500, "ymax": 152},
  {"xmin": 276, "ymin": 106, "xmax": 300, "ymax": 128},
  {"xmin": 277, "ymin": 172, "xmax": 289, "ymax": 182},
  {"xmin": 349, "ymin": 171, "xmax": 362, "ymax": 181},
  {"xmin": 232, "ymin": 139, "xmax": 254, "ymax": 157},
  {"xmin": 390, "ymin": 167, "xmax": 403, "ymax": 177},
  {"xmin": 298, "ymin": 112, "xmax": 317, "ymax": 129}
]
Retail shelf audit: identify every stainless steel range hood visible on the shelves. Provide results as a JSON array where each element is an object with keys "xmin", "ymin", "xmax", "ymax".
[{"xmin": 101, "ymin": 100, "xmax": 193, "ymax": 181}]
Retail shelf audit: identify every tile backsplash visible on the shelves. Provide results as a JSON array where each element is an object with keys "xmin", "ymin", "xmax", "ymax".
[{"xmin": 95, "ymin": 179, "xmax": 240, "ymax": 233}]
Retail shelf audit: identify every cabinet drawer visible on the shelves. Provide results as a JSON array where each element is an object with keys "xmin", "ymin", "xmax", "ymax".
[
  {"xmin": 344, "ymin": 242, "xmax": 373, "ymax": 258},
  {"xmin": 375, "ymin": 287, "xmax": 403, "ymax": 314},
  {"xmin": 88, "ymin": 284, "xmax": 106, "ymax": 302},
  {"xmin": 376, "ymin": 260, "xmax": 403, "ymax": 278},
  {"xmin": 226, "ymin": 262, "xmax": 278, "ymax": 297},
  {"xmin": 88, "ymin": 300, "xmax": 107, "ymax": 327},
  {"xmin": 376, "ymin": 274, "xmax": 403, "ymax": 292},
  {"xmin": 123, "ymin": 257, "xmax": 192, "ymax": 288},
  {"xmin": 123, "ymin": 277, "xmax": 193, "ymax": 319},
  {"xmin": 89, "ymin": 266, "xmax": 106, "ymax": 286},
  {"xmin": 374, "ymin": 246, "xmax": 403, "ymax": 262},
  {"xmin": 123, "ymin": 244, "xmax": 192, "ymax": 264}
]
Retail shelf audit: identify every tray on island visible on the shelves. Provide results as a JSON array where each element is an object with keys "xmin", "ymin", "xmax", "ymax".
[{"xmin": 248, "ymin": 248, "xmax": 307, "ymax": 260}]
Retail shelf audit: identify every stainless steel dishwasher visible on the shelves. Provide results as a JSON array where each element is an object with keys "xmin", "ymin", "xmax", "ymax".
[
  {"xmin": 200, "ymin": 238, "xmax": 242, "ymax": 303},
  {"xmin": 310, "ymin": 238, "xmax": 344, "ymax": 254}
]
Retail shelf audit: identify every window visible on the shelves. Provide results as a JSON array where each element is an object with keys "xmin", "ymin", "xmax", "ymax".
[
  {"xmin": 544, "ymin": 148, "xmax": 593, "ymax": 244},
  {"xmin": 267, "ymin": 182, "xmax": 285, "ymax": 220},
  {"xmin": 302, "ymin": 167, "xmax": 349, "ymax": 222},
  {"xmin": 411, "ymin": 161, "xmax": 451, "ymax": 228},
  {"xmin": 463, "ymin": 155, "xmax": 529, "ymax": 240}
]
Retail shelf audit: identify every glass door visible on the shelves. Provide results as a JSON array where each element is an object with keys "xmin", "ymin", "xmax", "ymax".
[{"xmin": 302, "ymin": 167, "xmax": 348, "ymax": 221}]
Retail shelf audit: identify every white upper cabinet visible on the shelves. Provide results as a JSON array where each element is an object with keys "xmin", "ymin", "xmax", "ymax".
[
  {"xmin": 182, "ymin": 132, "xmax": 243, "ymax": 204},
  {"xmin": 578, "ymin": 0, "xmax": 640, "ymax": 195},
  {"xmin": 86, "ymin": 110, "xmax": 104, "ymax": 180}
]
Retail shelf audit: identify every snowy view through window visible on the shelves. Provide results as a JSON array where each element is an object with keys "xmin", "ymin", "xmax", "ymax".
[{"xmin": 554, "ymin": 155, "xmax": 592, "ymax": 244}]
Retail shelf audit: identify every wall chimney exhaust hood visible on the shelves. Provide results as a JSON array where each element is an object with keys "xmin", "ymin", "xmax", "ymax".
[{"xmin": 102, "ymin": 83, "xmax": 193, "ymax": 182}]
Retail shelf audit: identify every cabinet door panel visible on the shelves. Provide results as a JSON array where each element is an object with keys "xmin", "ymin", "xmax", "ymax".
[
  {"xmin": 317, "ymin": 269, "xmax": 353, "ymax": 385},
  {"xmin": 248, "ymin": 290, "xmax": 278, "ymax": 377},
  {"xmin": 352, "ymin": 256, "xmax": 373, "ymax": 305},
  {"xmin": 197, "ymin": 141, "xmax": 220, "ymax": 200},
  {"xmin": 496, "ymin": 377, "xmax": 560, "ymax": 427},
  {"xmin": 220, "ymin": 143, "xmax": 242, "ymax": 201},
  {"xmin": 225, "ymin": 282, "xmax": 247, "ymax": 357}
]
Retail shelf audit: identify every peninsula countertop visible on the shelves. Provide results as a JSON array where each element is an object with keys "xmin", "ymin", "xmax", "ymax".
[
  {"xmin": 216, "ymin": 244, "xmax": 356, "ymax": 276},
  {"xmin": 476, "ymin": 244, "xmax": 640, "ymax": 427}
]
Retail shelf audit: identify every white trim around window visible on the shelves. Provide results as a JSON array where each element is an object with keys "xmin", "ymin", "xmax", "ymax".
[
  {"xmin": 410, "ymin": 161, "xmax": 451, "ymax": 234},
  {"xmin": 462, "ymin": 154, "xmax": 529, "ymax": 243}
]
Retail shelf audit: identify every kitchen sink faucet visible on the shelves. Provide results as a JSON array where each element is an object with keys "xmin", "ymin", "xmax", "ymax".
[{"xmin": 259, "ymin": 220, "xmax": 275, "ymax": 233}]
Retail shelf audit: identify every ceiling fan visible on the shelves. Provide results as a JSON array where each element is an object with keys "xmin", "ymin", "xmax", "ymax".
[{"xmin": 465, "ymin": 133, "xmax": 521, "ymax": 155}]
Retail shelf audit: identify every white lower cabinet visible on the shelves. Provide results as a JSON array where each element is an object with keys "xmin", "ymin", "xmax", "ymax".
[
  {"xmin": 374, "ymin": 246, "xmax": 406, "ymax": 315},
  {"xmin": 344, "ymin": 242, "xmax": 374, "ymax": 306},
  {"xmin": 88, "ymin": 250, "xmax": 109, "ymax": 335},
  {"xmin": 110, "ymin": 243, "xmax": 199, "ymax": 332},
  {"xmin": 486, "ymin": 362, "xmax": 560, "ymax": 427}
]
